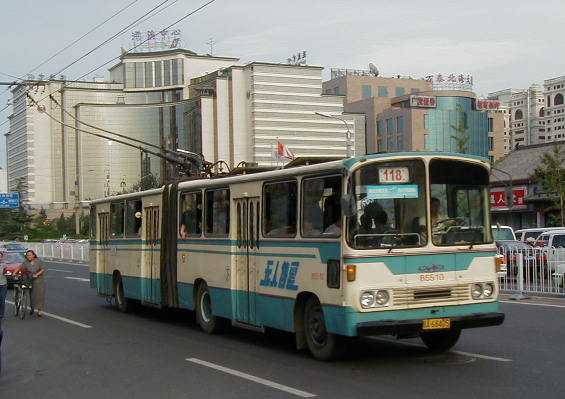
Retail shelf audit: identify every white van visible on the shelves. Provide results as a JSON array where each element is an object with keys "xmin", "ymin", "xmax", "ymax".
[
  {"xmin": 515, "ymin": 227, "xmax": 565, "ymax": 243},
  {"xmin": 492, "ymin": 225, "xmax": 516, "ymax": 241}
]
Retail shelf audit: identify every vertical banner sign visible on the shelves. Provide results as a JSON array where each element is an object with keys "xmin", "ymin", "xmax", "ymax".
[{"xmin": 0, "ymin": 192, "xmax": 20, "ymax": 209}]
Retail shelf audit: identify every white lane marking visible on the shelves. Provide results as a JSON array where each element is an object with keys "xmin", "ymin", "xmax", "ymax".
[
  {"xmin": 48, "ymin": 268, "xmax": 74, "ymax": 273},
  {"xmin": 65, "ymin": 277, "xmax": 90, "ymax": 282},
  {"xmin": 186, "ymin": 358, "xmax": 316, "ymax": 398},
  {"xmin": 6, "ymin": 300, "xmax": 92, "ymax": 329},
  {"xmin": 370, "ymin": 337, "xmax": 512, "ymax": 362},
  {"xmin": 45, "ymin": 260, "xmax": 89, "ymax": 267},
  {"xmin": 500, "ymin": 300, "xmax": 565, "ymax": 309}
]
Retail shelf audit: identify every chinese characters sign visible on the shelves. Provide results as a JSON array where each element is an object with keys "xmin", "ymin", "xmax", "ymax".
[
  {"xmin": 424, "ymin": 73, "xmax": 473, "ymax": 91},
  {"xmin": 476, "ymin": 99, "xmax": 501, "ymax": 111},
  {"xmin": 0, "ymin": 192, "xmax": 20, "ymax": 209},
  {"xmin": 131, "ymin": 29, "xmax": 181, "ymax": 53},
  {"xmin": 490, "ymin": 187, "xmax": 527, "ymax": 210},
  {"xmin": 409, "ymin": 95, "xmax": 437, "ymax": 108}
]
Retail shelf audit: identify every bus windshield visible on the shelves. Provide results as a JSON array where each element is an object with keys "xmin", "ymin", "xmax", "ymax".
[
  {"xmin": 346, "ymin": 160, "xmax": 427, "ymax": 249},
  {"xmin": 429, "ymin": 159, "xmax": 492, "ymax": 246}
]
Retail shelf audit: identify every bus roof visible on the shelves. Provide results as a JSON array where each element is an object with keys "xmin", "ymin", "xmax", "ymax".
[{"xmin": 90, "ymin": 152, "xmax": 489, "ymax": 204}]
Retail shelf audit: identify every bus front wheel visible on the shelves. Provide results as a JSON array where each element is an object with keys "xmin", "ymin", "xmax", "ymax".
[
  {"xmin": 420, "ymin": 329, "xmax": 461, "ymax": 352},
  {"xmin": 303, "ymin": 296, "xmax": 343, "ymax": 361},
  {"xmin": 196, "ymin": 283, "xmax": 227, "ymax": 334}
]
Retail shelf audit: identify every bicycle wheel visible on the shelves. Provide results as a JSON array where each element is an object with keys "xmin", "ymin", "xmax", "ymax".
[
  {"xmin": 20, "ymin": 289, "xmax": 29, "ymax": 320},
  {"xmin": 13, "ymin": 287, "xmax": 21, "ymax": 317}
]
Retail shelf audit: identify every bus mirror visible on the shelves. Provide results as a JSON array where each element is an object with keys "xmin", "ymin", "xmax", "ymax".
[{"xmin": 341, "ymin": 194, "xmax": 357, "ymax": 217}]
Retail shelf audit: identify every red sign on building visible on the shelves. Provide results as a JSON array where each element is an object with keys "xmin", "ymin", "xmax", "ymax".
[
  {"xmin": 409, "ymin": 95, "xmax": 437, "ymax": 108},
  {"xmin": 490, "ymin": 187, "xmax": 527, "ymax": 210},
  {"xmin": 476, "ymin": 99, "xmax": 501, "ymax": 111}
]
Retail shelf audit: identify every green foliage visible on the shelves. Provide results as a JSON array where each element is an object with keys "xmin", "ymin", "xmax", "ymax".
[
  {"xmin": 0, "ymin": 208, "xmax": 89, "ymax": 241},
  {"xmin": 130, "ymin": 172, "xmax": 160, "ymax": 193},
  {"xmin": 532, "ymin": 145, "xmax": 565, "ymax": 225},
  {"xmin": 450, "ymin": 104, "xmax": 470, "ymax": 154}
]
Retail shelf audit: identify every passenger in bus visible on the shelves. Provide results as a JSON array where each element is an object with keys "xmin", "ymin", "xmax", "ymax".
[
  {"xmin": 213, "ymin": 191, "xmax": 229, "ymax": 235},
  {"xmin": 323, "ymin": 196, "xmax": 342, "ymax": 236},
  {"xmin": 179, "ymin": 195, "xmax": 200, "ymax": 238},
  {"xmin": 302, "ymin": 180, "xmax": 325, "ymax": 235},
  {"xmin": 359, "ymin": 201, "xmax": 388, "ymax": 234}
]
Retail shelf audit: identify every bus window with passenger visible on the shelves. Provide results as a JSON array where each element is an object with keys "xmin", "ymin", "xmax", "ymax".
[
  {"xmin": 346, "ymin": 160, "xmax": 427, "ymax": 249},
  {"xmin": 429, "ymin": 159, "xmax": 492, "ymax": 246}
]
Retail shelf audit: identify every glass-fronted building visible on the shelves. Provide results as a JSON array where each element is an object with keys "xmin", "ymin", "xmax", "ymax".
[{"xmin": 376, "ymin": 91, "xmax": 499, "ymax": 160}]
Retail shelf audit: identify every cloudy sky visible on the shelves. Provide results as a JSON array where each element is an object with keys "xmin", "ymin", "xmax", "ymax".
[{"xmin": 1, "ymin": 0, "xmax": 565, "ymax": 167}]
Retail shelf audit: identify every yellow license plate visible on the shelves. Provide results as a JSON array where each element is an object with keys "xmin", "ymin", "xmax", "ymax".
[{"xmin": 422, "ymin": 318, "xmax": 451, "ymax": 330}]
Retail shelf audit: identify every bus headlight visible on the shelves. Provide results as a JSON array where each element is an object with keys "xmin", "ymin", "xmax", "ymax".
[
  {"xmin": 375, "ymin": 290, "xmax": 390, "ymax": 306},
  {"xmin": 360, "ymin": 291, "xmax": 375, "ymax": 308},
  {"xmin": 360, "ymin": 290, "xmax": 390, "ymax": 308},
  {"xmin": 471, "ymin": 283, "xmax": 483, "ymax": 300},
  {"xmin": 483, "ymin": 283, "xmax": 494, "ymax": 298}
]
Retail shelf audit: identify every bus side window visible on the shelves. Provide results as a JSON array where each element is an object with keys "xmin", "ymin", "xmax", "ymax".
[
  {"xmin": 179, "ymin": 191, "xmax": 203, "ymax": 238},
  {"xmin": 302, "ymin": 175, "xmax": 342, "ymax": 238},
  {"xmin": 110, "ymin": 202, "xmax": 125, "ymax": 238},
  {"xmin": 263, "ymin": 181, "xmax": 297, "ymax": 238},
  {"xmin": 125, "ymin": 199, "xmax": 143, "ymax": 237},
  {"xmin": 205, "ymin": 188, "xmax": 230, "ymax": 237}
]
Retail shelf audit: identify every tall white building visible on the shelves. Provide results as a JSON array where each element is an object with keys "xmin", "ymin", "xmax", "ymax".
[
  {"xmin": 542, "ymin": 76, "xmax": 565, "ymax": 143},
  {"xmin": 189, "ymin": 63, "xmax": 365, "ymax": 167},
  {"xmin": 508, "ymin": 85, "xmax": 545, "ymax": 148}
]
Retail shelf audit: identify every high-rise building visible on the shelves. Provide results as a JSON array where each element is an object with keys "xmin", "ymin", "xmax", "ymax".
[
  {"xmin": 542, "ymin": 76, "xmax": 565, "ymax": 143},
  {"xmin": 189, "ymin": 63, "xmax": 365, "ymax": 166}
]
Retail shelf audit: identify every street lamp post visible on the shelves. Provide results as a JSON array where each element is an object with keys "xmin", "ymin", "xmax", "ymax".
[{"xmin": 315, "ymin": 112, "xmax": 352, "ymax": 158}]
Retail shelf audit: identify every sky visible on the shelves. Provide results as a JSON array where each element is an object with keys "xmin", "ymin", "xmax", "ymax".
[{"xmin": 1, "ymin": 0, "xmax": 565, "ymax": 167}]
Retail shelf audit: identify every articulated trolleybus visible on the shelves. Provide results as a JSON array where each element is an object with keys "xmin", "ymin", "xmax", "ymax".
[{"xmin": 90, "ymin": 152, "xmax": 505, "ymax": 360}]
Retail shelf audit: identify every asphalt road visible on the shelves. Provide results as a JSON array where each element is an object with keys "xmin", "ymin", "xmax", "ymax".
[{"xmin": 1, "ymin": 261, "xmax": 565, "ymax": 399}]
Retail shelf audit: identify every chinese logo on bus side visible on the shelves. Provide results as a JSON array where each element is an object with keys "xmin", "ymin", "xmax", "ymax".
[{"xmin": 260, "ymin": 260, "xmax": 300, "ymax": 291}]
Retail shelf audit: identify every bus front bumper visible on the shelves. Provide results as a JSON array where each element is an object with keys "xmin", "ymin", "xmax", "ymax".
[{"xmin": 357, "ymin": 312, "xmax": 505, "ymax": 336}]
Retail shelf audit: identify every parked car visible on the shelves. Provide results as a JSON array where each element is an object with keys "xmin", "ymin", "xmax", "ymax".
[
  {"xmin": 492, "ymin": 225, "xmax": 516, "ymax": 241},
  {"xmin": 1, "ymin": 252, "xmax": 25, "ymax": 287},
  {"xmin": 515, "ymin": 227, "xmax": 565, "ymax": 244}
]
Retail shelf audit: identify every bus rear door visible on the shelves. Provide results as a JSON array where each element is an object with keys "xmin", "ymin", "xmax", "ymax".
[{"xmin": 143, "ymin": 206, "xmax": 160, "ymax": 304}]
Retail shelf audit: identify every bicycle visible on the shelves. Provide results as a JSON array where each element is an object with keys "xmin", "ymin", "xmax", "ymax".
[{"xmin": 13, "ymin": 274, "xmax": 33, "ymax": 320}]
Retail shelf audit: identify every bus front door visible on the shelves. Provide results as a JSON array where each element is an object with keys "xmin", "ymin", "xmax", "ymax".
[
  {"xmin": 234, "ymin": 197, "xmax": 260, "ymax": 325},
  {"xmin": 143, "ymin": 206, "xmax": 160, "ymax": 304}
]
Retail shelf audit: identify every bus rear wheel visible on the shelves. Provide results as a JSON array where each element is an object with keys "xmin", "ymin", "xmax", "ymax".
[
  {"xmin": 195, "ymin": 283, "xmax": 227, "ymax": 334},
  {"xmin": 114, "ymin": 275, "xmax": 129, "ymax": 313},
  {"xmin": 420, "ymin": 329, "xmax": 461, "ymax": 352},
  {"xmin": 303, "ymin": 296, "xmax": 343, "ymax": 361}
]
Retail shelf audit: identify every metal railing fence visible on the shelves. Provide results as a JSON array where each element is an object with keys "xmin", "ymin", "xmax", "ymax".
[
  {"xmin": 498, "ymin": 246, "xmax": 565, "ymax": 296},
  {"xmin": 2, "ymin": 241, "xmax": 90, "ymax": 263}
]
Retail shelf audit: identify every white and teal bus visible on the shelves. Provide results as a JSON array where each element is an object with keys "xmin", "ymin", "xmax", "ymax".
[{"xmin": 89, "ymin": 152, "xmax": 505, "ymax": 360}]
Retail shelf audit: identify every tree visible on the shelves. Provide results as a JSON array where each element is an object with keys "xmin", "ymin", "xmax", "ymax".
[
  {"xmin": 130, "ymin": 172, "xmax": 160, "ymax": 193},
  {"xmin": 450, "ymin": 104, "xmax": 470, "ymax": 153},
  {"xmin": 532, "ymin": 145, "xmax": 565, "ymax": 225}
]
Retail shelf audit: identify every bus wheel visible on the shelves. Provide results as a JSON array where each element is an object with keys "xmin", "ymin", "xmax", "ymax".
[
  {"xmin": 420, "ymin": 329, "xmax": 461, "ymax": 352},
  {"xmin": 114, "ymin": 275, "xmax": 129, "ymax": 313},
  {"xmin": 304, "ymin": 296, "xmax": 343, "ymax": 361},
  {"xmin": 196, "ymin": 283, "xmax": 226, "ymax": 334}
]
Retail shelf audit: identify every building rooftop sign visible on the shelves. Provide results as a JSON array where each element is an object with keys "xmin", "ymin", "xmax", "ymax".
[
  {"xmin": 424, "ymin": 73, "xmax": 473, "ymax": 91},
  {"xmin": 131, "ymin": 29, "xmax": 182, "ymax": 53},
  {"xmin": 330, "ymin": 68, "xmax": 378, "ymax": 80}
]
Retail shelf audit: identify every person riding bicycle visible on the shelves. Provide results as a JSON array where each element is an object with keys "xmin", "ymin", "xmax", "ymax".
[{"xmin": 13, "ymin": 250, "xmax": 46, "ymax": 318}]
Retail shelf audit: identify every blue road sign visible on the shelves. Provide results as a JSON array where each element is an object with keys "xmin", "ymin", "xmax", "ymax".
[{"xmin": 0, "ymin": 192, "xmax": 20, "ymax": 209}]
